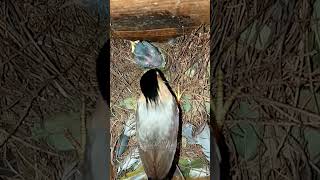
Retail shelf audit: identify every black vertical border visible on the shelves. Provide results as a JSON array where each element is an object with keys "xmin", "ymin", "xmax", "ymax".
[{"xmin": 210, "ymin": 0, "xmax": 216, "ymax": 179}]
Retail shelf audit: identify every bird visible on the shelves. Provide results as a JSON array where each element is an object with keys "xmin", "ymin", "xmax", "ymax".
[
  {"xmin": 136, "ymin": 68, "xmax": 179, "ymax": 179},
  {"xmin": 130, "ymin": 41, "xmax": 166, "ymax": 69}
]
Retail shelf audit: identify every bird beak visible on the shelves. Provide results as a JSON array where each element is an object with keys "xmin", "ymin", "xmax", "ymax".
[{"xmin": 130, "ymin": 40, "xmax": 139, "ymax": 53}]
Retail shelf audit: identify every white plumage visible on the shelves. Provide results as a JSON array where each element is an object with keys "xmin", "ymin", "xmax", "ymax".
[{"xmin": 137, "ymin": 96, "xmax": 177, "ymax": 150}]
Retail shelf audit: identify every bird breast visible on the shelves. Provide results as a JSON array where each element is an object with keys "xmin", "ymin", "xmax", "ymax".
[{"xmin": 136, "ymin": 97, "xmax": 178, "ymax": 150}]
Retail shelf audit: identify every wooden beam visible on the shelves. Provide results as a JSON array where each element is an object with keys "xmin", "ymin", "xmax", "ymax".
[{"xmin": 110, "ymin": 0, "xmax": 210, "ymax": 41}]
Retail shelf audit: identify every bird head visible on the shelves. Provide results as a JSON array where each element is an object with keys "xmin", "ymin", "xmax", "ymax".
[
  {"xmin": 131, "ymin": 41, "xmax": 165, "ymax": 68},
  {"xmin": 139, "ymin": 68, "xmax": 173, "ymax": 105}
]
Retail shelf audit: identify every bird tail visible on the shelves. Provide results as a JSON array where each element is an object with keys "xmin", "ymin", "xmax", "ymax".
[{"xmin": 140, "ymin": 148, "xmax": 175, "ymax": 180}]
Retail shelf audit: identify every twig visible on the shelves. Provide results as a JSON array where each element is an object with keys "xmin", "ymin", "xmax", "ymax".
[
  {"xmin": 259, "ymin": 97, "xmax": 320, "ymax": 121},
  {"xmin": 0, "ymin": 76, "xmax": 56, "ymax": 148},
  {"xmin": 0, "ymin": 97, "xmax": 34, "ymax": 148},
  {"xmin": 64, "ymin": 128, "xmax": 81, "ymax": 150},
  {"xmin": 310, "ymin": 161, "xmax": 320, "ymax": 175},
  {"xmin": 0, "ymin": 129, "xmax": 60, "ymax": 157},
  {"xmin": 80, "ymin": 95, "xmax": 86, "ymax": 164},
  {"xmin": 15, "ymin": 145, "xmax": 48, "ymax": 179}
]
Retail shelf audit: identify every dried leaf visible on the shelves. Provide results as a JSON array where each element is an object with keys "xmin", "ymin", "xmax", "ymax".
[{"xmin": 182, "ymin": 95, "xmax": 192, "ymax": 112}]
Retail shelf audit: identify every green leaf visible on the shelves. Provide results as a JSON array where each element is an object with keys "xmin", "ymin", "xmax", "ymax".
[
  {"xmin": 236, "ymin": 101, "xmax": 259, "ymax": 119},
  {"xmin": 304, "ymin": 127, "xmax": 320, "ymax": 160},
  {"xmin": 185, "ymin": 63, "xmax": 198, "ymax": 78},
  {"xmin": 120, "ymin": 97, "xmax": 137, "ymax": 110},
  {"xmin": 31, "ymin": 124, "xmax": 49, "ymax": 140},
  {"xmin": 231, "ymin": 122, "xmax": 260, "ymax": 160},
  {"xmin": 120, "ymin": 165, "xmax": 146, "ymax": 180},
  {"xmin": 163, "ymin": 71, "xmax": 171, "ymax": 81},
  {"xmin": 313, "ymin": 0, "xmax": 320, "ymax": 58},
  {"xmin": 182, "ymin": 95, "xmax": 192, "ymax": 112},
  {"xmin": 178, "ymin": 157, "xmax": 208, "ymax": 177},
  {"xmin": 297, "ymin": 89, "xmax": 320, "ymax": 159},
  {"xmin": 240, "ymin": 21, "xmax": 272, "ymax": 50},
  {"xmin": 189, "ymin": 158, "xmax": 205, "ymax": 169},
  {"xmin": 31, "ymin": 112, "xmax": 81, "ymax": 151},
  {"xmin": 205, "ymin": 102, "xmax": 210, "ymax": 114},
  {"xmin": 298, "ymin": 89, "xmax": 320, "ymax": 113},
  {"xmin": 178, "ymin": 158, "xmax": 191, "ymax": 177},
  {"xmin": 231, "ymin": 101, "xmax": 261, "ymax": 160},
  {"xmin": 157, "ymin": 48, "xmax": 167, "ymax": 68}
]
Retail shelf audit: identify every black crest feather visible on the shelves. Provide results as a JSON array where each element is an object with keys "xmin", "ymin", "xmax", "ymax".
[{"xmin": 140, "ymin": 69, "xmax": 165, "ymax": 103}]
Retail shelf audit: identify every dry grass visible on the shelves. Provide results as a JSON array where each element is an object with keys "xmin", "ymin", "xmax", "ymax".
[
  {"xmin": 213, "ymin": 0, "xmax": 320, "ymax": 179},
  {"xmin": 0, "ymin": 1, "xmax": 105, "ymax": 179}
]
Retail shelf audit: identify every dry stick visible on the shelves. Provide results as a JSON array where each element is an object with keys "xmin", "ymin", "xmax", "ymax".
[
  {"xmin": 304, "ymin": 29, "xmax": 320, "ymax": 114},
  {"xmin": 0, "ymin": 97, "xmax": 34, "ymax": 148},
  {"xmin": 80, "ymin": 95, "xmax": 86, "ymax": 164},
  {"xmin": 300, "ymin": 24, "xmax": 314, "ymax": 178},
  {"xmin": 9, "ymin": 1, "xmax": 76, "ymax": 97},
  {"xmin": 215, "ymin": 68, "xmax": 224, "ymax": 128},
  {"xmin": 259, "ymin": 97, "xmax": 320, "ymax": 121},
  {"xmin": 307, "ymin": 52, "xmax": 320, "ymax": 114},
  {"xmin": 4, "ymin": 54, "xmax": 76, "ymax": 111},
  {"xmin": 275, "ymin": 125, "xmax": 293, "ymax": 158},
  {"xmin": 15, "ymin": 145, "xmax": 48, "ymax": 179},
  {"xmin": 0, "ymin": 129, "xmax": 60, "ymax": 157},
  {"xmin": 213, "ymin": 1, "xmax": 275, "ymax": 72},
  {"xmin": 226, "ymin": 118, "xmax": 320, "ymax": 127},
  {"xmin": 270, "ymin": 104, "xmax": 301, "ymax": 124},
  {"xmin": 289, "ymin": 132, "xmax": 316, "ymax": 177},
  {"xmin": 276, "ymin": 58, "xmax": 304, "ymax": 157},
  {"xmin": 2, "ymin": 145, "xmax": 23, "ymax": 179},
  {"xmin": 288, "ymin": 151, "xmax": 299, "ymax": 180},
  {"xmin": 309, "ymin": 161, "xmax": 320, "ymax": 175},
  {"xmin": 64, "ymin": 128, "xmax": 81, "ymax": 150},
  {"xmin": 0, "ymin": 75, "xmax": 57, "ymax": 148}
]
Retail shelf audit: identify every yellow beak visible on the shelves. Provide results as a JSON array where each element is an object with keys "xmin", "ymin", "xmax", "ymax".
[{"xmin": 130, "ymin": 40, "xmax": 139, "ymax": 53}]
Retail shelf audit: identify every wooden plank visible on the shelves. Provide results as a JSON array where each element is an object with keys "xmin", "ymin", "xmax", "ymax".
[
  {"xmin": 110, "ymin": 0, "xmax": 209, "ymax": 41},
  {"xmin": 112, "ymin": 27, "xmax": 198, "ymax": 42}
]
